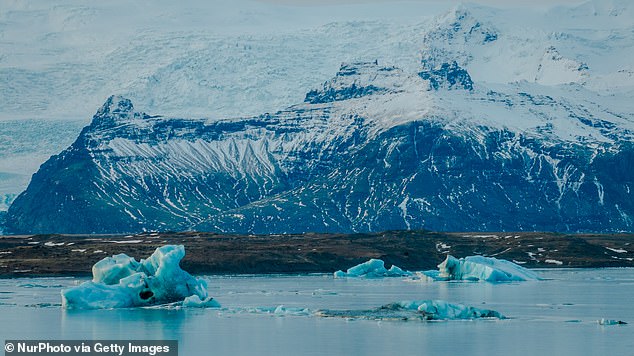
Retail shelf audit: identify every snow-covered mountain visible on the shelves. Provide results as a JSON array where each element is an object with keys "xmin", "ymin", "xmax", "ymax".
[
  {"xmin": 0, "ymin": 0, "xmax": 440, "ymax": 208},
  {"xmin": 4, "ymin": 1, "xmax": 634, "ymax": 234}
]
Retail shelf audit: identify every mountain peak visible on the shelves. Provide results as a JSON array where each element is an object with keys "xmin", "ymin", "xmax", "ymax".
[
  {"xmin": 96, "ymin": 95, "xmax": 134, "ymax": 117},
  {"xmin": 419, "ymin": 61, "xmax": 473, "ymax": 91},
  {"xmin": 420, "ymin": 5, "xmax": 498, "ymax": 71},
  {"xmin": 90, "ymin": 95, "xmax": 144, "ymax": 128},
  {"xmin": 304, "ymin": 61, "xmax": 405, "ymax": 104},
  {"xmin": 430, "ymin": 5, "xmax": 498, "ymax": 45}
]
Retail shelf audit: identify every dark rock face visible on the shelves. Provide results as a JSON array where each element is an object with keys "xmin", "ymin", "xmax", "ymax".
[
  {"xmin": 4, "ymin": 62, "xmax": 633, "ymax": 234},
  {"xmin": 304, "ymin": 61, "xmax": 398, "ymax": 103},
  {"xmin": 419, "ymin": 61, "xmax": 473, "ymax": 90},
  {"xmin": 196, "ymin": 121, "xmax": 633, "ymax": 234},
  {"xmin": 0, "ymin": 211, "xmax": 6, "ymax": 234}
]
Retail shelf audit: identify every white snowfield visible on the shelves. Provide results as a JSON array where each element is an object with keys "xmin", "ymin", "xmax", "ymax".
[
  {"xmin": 1, "ymin": 0, "xmax": 633, "ymax": 211},
  {"xmin": 1, "ymin": 0, "xmax": 631, "ymax": 121},
  {"xmin": 61, "ymin": 245, "xmax": 220, "ymax": 309}
]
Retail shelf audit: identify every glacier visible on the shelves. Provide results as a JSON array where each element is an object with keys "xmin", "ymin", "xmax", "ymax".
[
  {"xmin": 61, "ymin": 245, "xmax": 220, "ymax": 309},
  {"xmin": 4, "ymin": 1, "xmax": 634, "ymax": 234},
  {"xmin": 333, "ymin": 259, "xmax": 412, "ymax": 278}
]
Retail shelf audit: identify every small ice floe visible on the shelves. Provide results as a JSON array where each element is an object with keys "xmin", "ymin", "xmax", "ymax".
[
  {"xmin": 61, "ymin": 245, "xmax": 219, "ymax": 309},
  {"xmin": 244, "ymin": 305, "xmax": 311, "ymax": 316},
  {"xmin": 435, "ymin": 242, "xmax": 451, "ymax": 251},
  {"xmin": 312, "ymin": 289, "xmax": 338, "ymax": 296},
  {"xmin": 598, "ymin": 318, "xmax": 627, "ymax": 326},
  {"xmin": 182, "ymin": 295, "xmax": 221, "ymax": 308},
  {"xmin": 316, "ymin": 300, "xmax": 505, "ymax": 321},
  {"xmin": 333, "ymin": 259, "xmax": 412, "ymax": 278},
  {"xmin": 92, "ymin": 250, "xmax": 104, "ymax": 254},
  {"xmin": 545, "ymin": 259, "xmax": 563, "ymax": 266},
  {"xmin": 71, "ymin": 249, "xmax": 87, "ymax": 253},
  {"xmin": 0, "ymin": 251, "xmax": 12, "ymax": 254},
  {"xmin": 27, "ymin": 241, "xmax": 40, "ymax": 245},
  {"xmin": 111, "ymin": 240, "xmax": 143, "ymax": 244},
  {"xmin": 24, "ymin": 303, "xmax": 62, "ymax": 308},
  {"xmin": 44, "ymin": 242, "xmax": 65, "ymax": 247},
  {"xmin": 435, "ymin": 255, "xmax": 541, "ymax": 282}
]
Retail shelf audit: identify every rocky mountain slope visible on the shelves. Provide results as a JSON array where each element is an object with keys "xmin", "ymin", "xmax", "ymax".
[{"xmin": 4, "ymin": 2, "xmax": 634, "ymax": 234}]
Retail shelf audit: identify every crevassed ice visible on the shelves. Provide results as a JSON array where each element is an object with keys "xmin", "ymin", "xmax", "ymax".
[{"xmin": 61, "ymin": 245, "xmax": 220, "ymax": 309}]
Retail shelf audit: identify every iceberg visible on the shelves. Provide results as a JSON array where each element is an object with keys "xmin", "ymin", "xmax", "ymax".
[
  {"xmin": 333, "ymin": 256, "xmax": 538, "ymax": 282},
  {"xmin": 316, "ymin": 300, "xmax": 504, "ymax": 321},
  {"xmin": 437, "ymin": 255, "xmax": 541, "ymax": 282},
  {"xmin": 333, "ymin": 259, "xmax": 412, "ymax": 278},
  {"xmin": 61, "ymin": 245, "xmax": 220, "ymax": 309}
]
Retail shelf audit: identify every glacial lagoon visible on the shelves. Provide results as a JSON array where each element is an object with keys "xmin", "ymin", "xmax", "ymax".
[{"xmin": 1, "ymin": 269, "xmax": 633, "ymax": 355}]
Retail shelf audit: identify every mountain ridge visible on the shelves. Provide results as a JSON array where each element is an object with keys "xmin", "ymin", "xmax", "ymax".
[{"xmin": 4, "ymin": 3, "xmax": 634, "ymax": 234}]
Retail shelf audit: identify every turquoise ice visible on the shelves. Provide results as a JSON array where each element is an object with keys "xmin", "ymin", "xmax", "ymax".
[
  {"xmin": 333, "ymin": 258, "xmax": 412, "ymax": 278},
  {"xmin": 61, "ymin": 245, "xmax": 220, "ymax": 309},
  {"xmin": 436, "ymin": 255, "xmax": 541, "ymax": 282}
]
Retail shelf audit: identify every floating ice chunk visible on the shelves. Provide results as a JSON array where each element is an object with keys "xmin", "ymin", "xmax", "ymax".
[
  {"xmin": 393, "ymin": 300, "xmax": 504, "ymax": 320},
  {"xmin": 416, "ymin": 270, "xmax": 442, "ymax": 282},
  {"xmin": 272, "ymin": 305, "xmax": 311, "ymax": 316},
  {"xmin": 598, "ymin": 318, "xmax": 627, "ymax": 325},
  {"xmin": 333, "ymin": 259, "xmax": 412, "ymax": 278},
  {"xmin": 437, "ymin": 255, "xmax": 541, "ymax": 282},
  {"xmin": 182, "ymin": 295, "xmax": 221, "ymax": 308},
  {"xmin": 243, "ymin": 305, "xmax": 311, "ymax": 316},
  {"xmin": 316, "ymin": 300, "xmax": 504, "ymax": 321},
  {"xmin": 61, "ymin": 245, "xmax": 219, "ymax": 309}
]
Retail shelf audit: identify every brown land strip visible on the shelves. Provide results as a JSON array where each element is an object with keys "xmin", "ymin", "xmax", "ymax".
[{"xmin": 0, "ymin": 230, "xmax": 633, "ymax": 277}]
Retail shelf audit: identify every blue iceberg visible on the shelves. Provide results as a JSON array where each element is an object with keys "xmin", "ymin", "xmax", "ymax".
[
  {"xmin": 316, "ymin": 300, "xmax": 504, "ymax": 321},
  {"xmin": 333, "ymin": 255, "xmax": 538, "ymax": 282},
  {"xmin": 61, "ymin": 245, "xmax": 220, "ymax": 309},
  {"xmin": 436, "ymin": 255, "xmax": 541, "ymax": 282},
  {"xmin": 333, "ymin": 259, "xmax": 412, "ymax": 278}
]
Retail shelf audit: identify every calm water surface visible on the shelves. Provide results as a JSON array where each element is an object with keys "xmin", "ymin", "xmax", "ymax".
[{"xmin": 1, "ymin": 269, "xmax": 633, "ymax": 355}]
